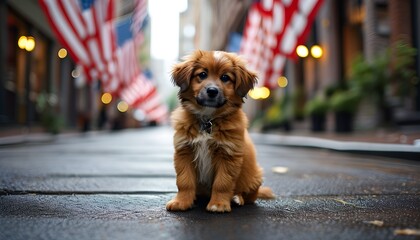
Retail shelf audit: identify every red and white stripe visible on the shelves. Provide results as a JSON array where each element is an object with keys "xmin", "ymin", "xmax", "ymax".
[
  {"xmin": 240, "ymin": 0, "xmax": 323, "ymax": 88},
  {"xmin": 40, "ymin": 0, "xmax": 117, "ymax": 86},
  {"xmin": 40, "ymin": 0, "xmax": 168, "ymax": 123},
  {"xmin": 120, "ymin": 73, "xmax": 167, "ymax": 123},
  {"xmin": 131, "ymin": 0, "xmax": 148, "ymax": 33}
]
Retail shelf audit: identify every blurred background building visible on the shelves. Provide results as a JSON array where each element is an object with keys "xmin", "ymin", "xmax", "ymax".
[
  {"xmin": 0, "ymin": 0, "xmax": 419, "ymax": 135},
  {"xmin": 0, "ymin": 0, "xmax": 74, "ymax": 132},
  {"xmin": 176, "ymin": 0, "xmax": 420, "ymax": 133},
  {"xmin": 0, "ymin": 0, "xmax": 162, "ymax": 134}
]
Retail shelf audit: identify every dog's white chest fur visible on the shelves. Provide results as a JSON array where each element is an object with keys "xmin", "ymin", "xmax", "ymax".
[{"xmin": 192, "ymin": 133, "xmax": 213, "ymax": 186}]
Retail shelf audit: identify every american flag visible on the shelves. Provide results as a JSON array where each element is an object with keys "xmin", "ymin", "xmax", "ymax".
[
  {"xmin": 240, "ymin": 0, "xmax": 324, "ymax": 88},
  {"xmin": 39, "ymin": 0, "xmax": 167, "ymax": 123}
]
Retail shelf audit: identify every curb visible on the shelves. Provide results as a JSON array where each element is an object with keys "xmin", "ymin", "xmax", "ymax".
[
  {"xmin": 251, "ymin": 133, "xmax": 420, "ymax": 161},
  {"xmin": 0, "ymin": 129, "xmax": 145, "ymax": 147},
  {"xmin": 0, "ymin": 134, "xmax": 56, "ymax": 146},
  {"xmin": 0, "ymin": 132, "xmax": 89, "ymax": 147}
]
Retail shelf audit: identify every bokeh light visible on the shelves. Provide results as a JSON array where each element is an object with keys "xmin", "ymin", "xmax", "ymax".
[
  {"xmin": 18, "ymin": 36, "xmax": 27, "ymax": 49},
  {"xmin": 296, "ymin": 45, "xmax": 308, "ymax": 58},
  {"xmin": 71, "ymin": 68, "xmax": 80, "ymax": 78},
  {"xmin": 117, "ymin": 100, "xmax": 129, "ymax": 112},
  {"xmin": 18, "ymin": 36, "xmax": 35, "ymax": 52},
  {"xmin": 249, "ymin": 87, "xmax": 270, "ymax": 100},
  {"xmin": 101, "ymin": 93, "xmax": 112, "ymax": 104},
  {"xmin": 277, "ymin": 76, "xmax": 288, "ymax": 88},
  {"xmin": 58, "ymin": 48, "xmax": 68, "ymax": 58},
  {"xmin": 25, "ymin": 37, "xmax": 35, "ymax": 52},
  {"xmin": 310, "ymin": 45, "xmax": 323, "ymax": 58}
]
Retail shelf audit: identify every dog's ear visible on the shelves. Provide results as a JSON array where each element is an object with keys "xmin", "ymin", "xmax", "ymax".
[
  {"xmin": 235, "ymin": 65, "xmax": 258, "ymax": 98},
  {"xmin": 172, "ymin": 51, "xmax": 205, "ymax": 92},
  {"xmin": 171, "ymin": 61, "xmax": 192, "ymax": 92},
  {"xmin": 172, "ymin": 51, "xmax": 203, "ymax": 92}
]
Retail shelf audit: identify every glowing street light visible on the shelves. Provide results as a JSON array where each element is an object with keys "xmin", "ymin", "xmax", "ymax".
[
  {"xmin": 18, "ymin": 36, "xmax": 36, "ymax": 52},
  {"xmin": 18, "ymin": 36, "xmax": 27, "ymax": 49},
  {"xmin": 117, "ymin": 100, "xmax": 129, "ymax": 112},
  {"xmin": 249, "ymin": 87, "xmax": 270, "ymax": 100},
  {"xmin": 58, "ymin": 48, "xmax": 68, "ymax": 58},
  {"xmin": 26, "ymin": 37, "xmax": 35, "ymax": 51},
  {"xmin": 101, "ymin": 93, "xmax": 112, "ymax": 104},
  {"xmin": 310, "ymin": 45, "xmax": 323, "ymax": 58},
  {"xmin": 277, "ymin": 76, "xmax": 288, "ymax": 88},
  {"xmin": 296, "ymin": 45, "xmax": 309, "ymax": 58},
  {"xmin": 297, "ymin": 45, "xmax": 324, "ymax": 59}
]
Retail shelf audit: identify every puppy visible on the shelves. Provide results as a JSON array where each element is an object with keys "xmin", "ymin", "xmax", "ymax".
[{"xmin": 166, "ymin": 50, "xmax": 275, "ymax": 213}]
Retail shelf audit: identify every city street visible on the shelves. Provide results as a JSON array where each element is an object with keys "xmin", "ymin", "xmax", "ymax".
[{"xmin": 0, "ymin": 126, "xmax": 419, "ymax": 240}]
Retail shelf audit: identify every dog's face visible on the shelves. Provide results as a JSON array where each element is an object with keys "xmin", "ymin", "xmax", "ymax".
[{"xmin": 171, "ymin": 50, "xmax": 258, "ymax": 116}]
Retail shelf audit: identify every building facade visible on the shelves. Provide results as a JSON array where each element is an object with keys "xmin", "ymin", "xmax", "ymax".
[
  {"xmin": 0, "ymin": 0, "xmax": 153, "ymax": 133},
  {"xmin": 0, "ymin": 0, "xmax": 78, "ymax": 132},
  {"xmin": 179, "ymin": 0, "xmax": 420, "ymax": 130}
]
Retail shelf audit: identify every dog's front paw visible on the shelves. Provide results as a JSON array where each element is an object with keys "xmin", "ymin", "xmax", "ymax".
[
  {"xmin": 166, "ymin": 198, "xmax": 193, "ymax": 211},
  {"xmin": 206, "ymin": 200, "xmax": 231, "ymax": 213}
]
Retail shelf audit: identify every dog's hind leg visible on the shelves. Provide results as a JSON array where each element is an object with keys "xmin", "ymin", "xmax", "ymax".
[
  {"xmin": 257, "ymin": 186, "xmax": 276, "ymax": 199},
  {"xmin": 232, "ymin": 194, "xmax": 245, "ymax": 205}
]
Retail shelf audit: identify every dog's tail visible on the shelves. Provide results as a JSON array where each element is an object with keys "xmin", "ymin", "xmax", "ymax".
[{"xmin": 257, "ymin": 186, "xmax": 276, "ymax": 199}]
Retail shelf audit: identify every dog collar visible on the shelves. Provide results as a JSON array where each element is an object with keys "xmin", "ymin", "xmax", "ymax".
[{"xmin": 199, "ymin": 119, "xmax": 213, "ymax": 134}]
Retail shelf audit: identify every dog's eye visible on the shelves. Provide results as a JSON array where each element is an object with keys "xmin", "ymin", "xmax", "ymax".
[
  {"xmin": 220, "ymin": 74, "xmax": 231, "ymax": 83},
  {"xmin": 198, "ymin": 72, "xmax": 208, "ymax": 80}
]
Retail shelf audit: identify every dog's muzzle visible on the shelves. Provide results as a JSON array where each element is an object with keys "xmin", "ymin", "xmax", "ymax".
[{"xmin": 196, "ymin": 85, "xmax": 226, "ymax": 108}]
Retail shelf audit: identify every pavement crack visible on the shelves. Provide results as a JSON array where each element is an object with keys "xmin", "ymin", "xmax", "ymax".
[
  {"xmin": 0, "ymin": 189, "xmax": 177, "ymax": 196},
  {"xmin": 47, "ymin": 174, "xmax": 176, "ymax": 179}
]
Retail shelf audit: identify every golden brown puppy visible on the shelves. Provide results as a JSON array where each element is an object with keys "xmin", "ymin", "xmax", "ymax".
[{"xmin": 166, "ymin": 50, "xmax": 275, "ymax": 213}]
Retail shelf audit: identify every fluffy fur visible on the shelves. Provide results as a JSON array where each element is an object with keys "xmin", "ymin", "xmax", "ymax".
[{"xmin": 166, "ymin": 50, "xmax": 275, "ymax": 213}]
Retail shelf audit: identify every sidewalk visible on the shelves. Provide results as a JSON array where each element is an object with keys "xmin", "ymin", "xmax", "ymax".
[
  {"xmin": 1, "ymin": 125, "xmax": 419, "ymax": 160},
  {"xmin": 1, "ymin": 126, "xmax": 419, "ymax": 240},
  {"xmin": 0, "ymin": 126, "xmax": 101, "ymax": 146},
  {"xmin": 279, "ymin": 128, "xmax": 420, "ymax": 145},
  {"xmin": 254, "ymin": 126, "xmax": 420, "ymax": 161}
]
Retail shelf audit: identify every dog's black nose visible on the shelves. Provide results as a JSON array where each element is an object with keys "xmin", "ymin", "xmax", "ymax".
[{"xmin": 206, "ymin": 87, "xmax": 219, "ymax": 98}]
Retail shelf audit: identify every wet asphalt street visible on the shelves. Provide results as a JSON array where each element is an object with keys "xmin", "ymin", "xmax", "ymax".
[{"xmin": 0, "ymin": 126, "xmax": 419, "ymax": 240}]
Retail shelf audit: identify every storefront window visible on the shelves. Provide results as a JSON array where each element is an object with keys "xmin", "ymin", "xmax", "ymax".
[{"xmin": 6, "ymin": 10, "xmax": 48, "ymax": 125}]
